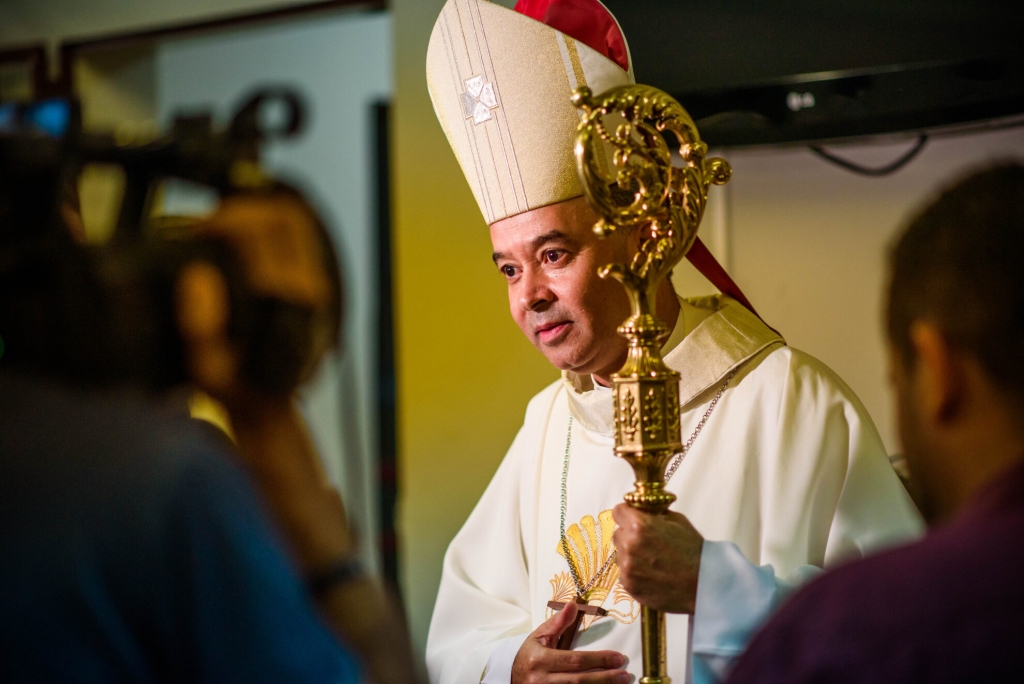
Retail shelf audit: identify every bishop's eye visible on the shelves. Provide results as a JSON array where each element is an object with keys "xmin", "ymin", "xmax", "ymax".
[
  {"xmin": 543, "ymin": 249, "xmax": 563, "ymax": 263},
  {"xmin": 500, "ymin": 264, "xmax": 517, "ymax": 278}
]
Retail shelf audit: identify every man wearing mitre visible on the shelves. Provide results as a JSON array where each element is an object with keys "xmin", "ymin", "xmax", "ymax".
[{"xmin": 424, "ymin": 1, "xmax": 923, "ymax": 683}]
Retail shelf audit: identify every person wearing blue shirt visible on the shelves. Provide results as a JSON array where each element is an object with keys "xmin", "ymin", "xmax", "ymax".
[{"xmin": 0, "ymin": 373, "xmax": 361, "ymax": 683}]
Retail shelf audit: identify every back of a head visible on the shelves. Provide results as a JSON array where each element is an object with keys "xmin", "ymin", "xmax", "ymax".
[{"xmin": 888, "ymin": 163, "xmax": 1024, "ymax": 403}]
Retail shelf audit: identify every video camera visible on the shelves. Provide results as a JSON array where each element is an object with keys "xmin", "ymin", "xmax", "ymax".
[{"xmin": 0, "ymin": 90, "xmax": 340, "ymax": 393}]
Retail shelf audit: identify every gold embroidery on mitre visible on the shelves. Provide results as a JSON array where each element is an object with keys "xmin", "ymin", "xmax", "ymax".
[
  {"xmin": 563, "ymin": 37, "xmax": 588, "ymax": 90},
  {"xmin": 561, "ymin": 37, "xmax": 609, "ymax": 182},
  {"xmin": 547, "ymin": 510, "xmax": 639, "ymax": 630}
]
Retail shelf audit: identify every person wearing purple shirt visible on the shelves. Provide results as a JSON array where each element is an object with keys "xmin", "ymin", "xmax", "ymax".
[{"xmin": 725, "ymin": 163, "xmax": 1024, "ymax": 683}]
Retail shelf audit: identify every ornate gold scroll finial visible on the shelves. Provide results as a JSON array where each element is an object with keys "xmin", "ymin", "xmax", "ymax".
[{"xmin": 571, "ymin": 84, "xmax": 731, "ymax": 684}]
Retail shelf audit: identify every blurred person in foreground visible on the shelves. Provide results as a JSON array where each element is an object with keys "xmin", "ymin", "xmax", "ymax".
[
  {"xmin": 725, "ymin": 163, "xmax": 1024, "ymax": 683},
  {"xmin": 0, "ymin": 189, "xmax": 416, "ymax": 684}
]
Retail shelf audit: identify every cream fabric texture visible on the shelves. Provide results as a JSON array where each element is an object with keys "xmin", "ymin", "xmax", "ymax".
[
  {"xmin": 563, "ymin": 295, "xmax": 785, "ymax": 435},
  {"xmin": 425, "ymin": 296, "xmax": 924, "ymax": 684},
  {"xmin": 426, "ymin": 0, "xmax": 634, "ymax": 225}
]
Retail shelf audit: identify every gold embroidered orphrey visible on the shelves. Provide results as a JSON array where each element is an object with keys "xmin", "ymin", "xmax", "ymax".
[
  {"xmin": 571, "ymin": 84, "xmax": 731, "ymax": 684},
  {"xmin": 548, "ymin": 510, "xmax": 640, "ymax": 631}
]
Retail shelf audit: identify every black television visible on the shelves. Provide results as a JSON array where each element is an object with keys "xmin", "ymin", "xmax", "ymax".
[{"xmin": 604, "ymin": 0, "xmax": 1024, "ymax": 147}]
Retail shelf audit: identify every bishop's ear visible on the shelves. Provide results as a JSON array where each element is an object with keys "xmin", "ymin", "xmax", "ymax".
[{"xmin": 908, "ymin": 321, "xmax": 964, "ymax": 424}]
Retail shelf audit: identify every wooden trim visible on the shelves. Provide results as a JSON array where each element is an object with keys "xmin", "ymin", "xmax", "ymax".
[
  {"xmin": 55, "ymin": 0, "xmax": 386, "ymax": 94},
  {"xmin": 373, "ymin": 100, "xmax": 401, "ymax": 593},
  {"xmin": 0, "ymin": 45, "xmax": 48, "ymax": 99}
]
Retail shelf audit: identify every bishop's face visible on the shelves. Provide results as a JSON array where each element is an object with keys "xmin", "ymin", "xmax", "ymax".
[{"xmin": 490, "ymin": 196, "xmax": 634, "ymax": 381}]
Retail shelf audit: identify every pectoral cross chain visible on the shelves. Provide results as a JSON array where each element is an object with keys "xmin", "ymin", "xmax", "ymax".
[{"xmin": 547, "ymin": 595, "xmax": 608, "ymax": 650}]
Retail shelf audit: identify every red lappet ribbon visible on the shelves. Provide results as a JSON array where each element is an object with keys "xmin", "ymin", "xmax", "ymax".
[
  {"xmin": 686, "ymin": 237, "xmax": 758, "ymax": 316},
  {"xmin": 514, "ymin": 0, "xmax": 629, "ymax": 71}
]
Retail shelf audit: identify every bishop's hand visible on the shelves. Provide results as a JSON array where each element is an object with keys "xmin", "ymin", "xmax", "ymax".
[
  {"xmin": 511, "ymin": 602, "xmax": 629, "ymax": 684},
  {"xmin": 612, "ymin": 503, "xmax": 704, "ymax": 614}
]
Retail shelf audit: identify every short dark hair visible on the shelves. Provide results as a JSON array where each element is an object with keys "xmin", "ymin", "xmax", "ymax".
[{"xmin": 887, "ymin": 163, "xmax": 1024, "ymax": 398}]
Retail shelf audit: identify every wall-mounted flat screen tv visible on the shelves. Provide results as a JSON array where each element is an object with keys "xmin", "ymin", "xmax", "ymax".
[{"xmin": 604, "ymin": 0, "xmax": 1024, "ymax": 146}]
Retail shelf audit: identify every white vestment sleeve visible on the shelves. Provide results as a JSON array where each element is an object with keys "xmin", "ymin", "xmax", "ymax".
[
  {"xmin": 689, "ymin": 351, "xmax": 923, "ymax": 684},
  {"xmin": 426, "ymin": 418, "xmax": 541, "ymax": 684},
  {"xmin": 480, "ymin": 634, "xmax": 530, "ymax": 684}
]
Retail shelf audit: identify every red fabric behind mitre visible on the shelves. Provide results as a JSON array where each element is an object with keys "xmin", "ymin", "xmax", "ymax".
[
  {"xmin": 514, "ymin": 0, "xmax": 629, "ymax": 72},
  {"xmin": 514, "ymin": 1, "xmax": 760, "ymax": 317}
]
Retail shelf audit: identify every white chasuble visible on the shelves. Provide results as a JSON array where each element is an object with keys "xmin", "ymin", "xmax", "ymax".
[{"xmin": 426, "ymin": 295, "xmax": 924, "ymax": 684}]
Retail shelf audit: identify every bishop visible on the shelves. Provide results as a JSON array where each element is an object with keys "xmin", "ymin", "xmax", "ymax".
[{"xmin": 423, "ymin": 1, "xmax": 924, "ymax": 683}]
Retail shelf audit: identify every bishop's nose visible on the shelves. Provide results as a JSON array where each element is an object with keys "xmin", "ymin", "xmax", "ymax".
[{"xmin": 519, "ymin": 266, "xmax": 555, "ymax": 312}]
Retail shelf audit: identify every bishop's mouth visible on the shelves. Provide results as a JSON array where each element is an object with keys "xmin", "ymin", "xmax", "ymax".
[{"xmin": 536, "ymin": 321, "xmax": 571, "ymax": 344}]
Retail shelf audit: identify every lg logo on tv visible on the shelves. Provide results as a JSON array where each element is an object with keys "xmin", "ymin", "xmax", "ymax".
[{"xmin": 786, "ymin": 91, "xmax": 816, "ymax": 112}]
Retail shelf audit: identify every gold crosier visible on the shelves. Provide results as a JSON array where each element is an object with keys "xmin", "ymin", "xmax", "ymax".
[{"xmin": 570, "ymin": 84, "xmax": 731, "ymax": 684}]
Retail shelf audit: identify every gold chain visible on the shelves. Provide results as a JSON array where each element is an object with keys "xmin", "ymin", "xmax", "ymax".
[{"xmin": 558, "ymin": 370, "xmax": 736, "ymax": 598}]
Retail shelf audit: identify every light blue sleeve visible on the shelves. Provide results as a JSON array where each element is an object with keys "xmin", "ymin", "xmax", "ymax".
[{"xmin": 690, "ymin": 541, "xmax": 820, "ymax": 683}]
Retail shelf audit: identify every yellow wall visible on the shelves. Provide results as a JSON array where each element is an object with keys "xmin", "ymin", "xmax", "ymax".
[{"xmin": 391, "ymin": 0, "xmax": 555, "ymax": 662}]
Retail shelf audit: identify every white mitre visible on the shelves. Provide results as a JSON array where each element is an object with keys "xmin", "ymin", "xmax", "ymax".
[{"xmin": 426, "ymin": 0, "xmax": 635, "ymax": 225}]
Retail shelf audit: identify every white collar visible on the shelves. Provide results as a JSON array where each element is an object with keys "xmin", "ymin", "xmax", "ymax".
[{"xmin": 561, "ymin": 295, "xmax": 785, "ymax": 435}]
